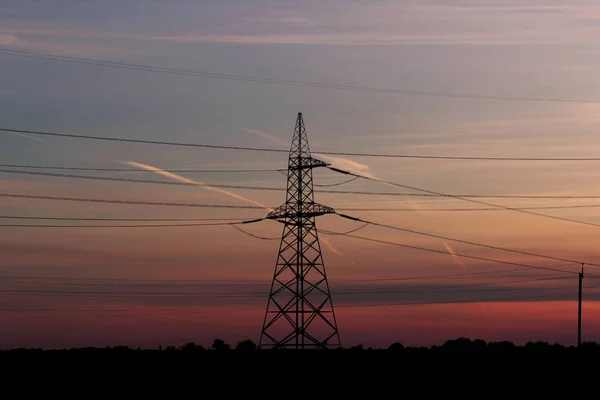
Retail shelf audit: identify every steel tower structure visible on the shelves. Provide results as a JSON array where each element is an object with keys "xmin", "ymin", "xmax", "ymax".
[{"xmin": 259, "ymin": 112, "xmax": 341, "ymax": 350}]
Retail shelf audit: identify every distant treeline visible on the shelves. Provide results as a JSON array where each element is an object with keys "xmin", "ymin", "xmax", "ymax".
[{"xmin": 2, "ymin": 337, "xmax": 600, "ymax": 355}]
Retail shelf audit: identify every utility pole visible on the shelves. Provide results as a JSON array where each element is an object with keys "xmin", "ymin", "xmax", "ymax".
[
  {"xmin": 578, "ymin": 264, "xmax": 584, "ymax": 348},
  {"xmin": 259, "ymin": 112, "xmax": 341, "ymax": 350}
]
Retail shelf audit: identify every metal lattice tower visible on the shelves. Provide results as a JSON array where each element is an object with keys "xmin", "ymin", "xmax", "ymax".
[{"xmin": 259, "ymin": 112, "xmax": 341, "ymax": 350}]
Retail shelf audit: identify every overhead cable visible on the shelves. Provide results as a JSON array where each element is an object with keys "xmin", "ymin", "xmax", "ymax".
[
  {"xmin": 0, "ymin": 218, "xmax": 265, "ymax": 228},
  {"xmin": 0, "ymin": 276, "xmax": 576, "ymax": 298},
  {"xmin": 337, "ymin": 204, "xmax": 600, "ymax": 212},
  {"xmin": 2, "ymin": 192, "xmax": 600, "ymax": 212},
  {"xmin": 0, "ymin": 163, "xmax": 282, "ymax": 173},
  {"xmin": 4, "ymin": 168, "xmax": 600, "ymax": 200},
  {"xmin": 0, "ymin": 267, "xmax": 565, "ymax": 284},
  {"xmin": 231, "ymin": 224, "xmax": 279, "ymax": 240},
  {"xmin": 319, "ymin": 229, "xmax": 578, "ymax": 275},
  {"xmin": 328, "ymin": 167, "xmax": 600, "ymax": 229},
  {"xmin": 1, "ymin": 47, "xmax": 599, "ymax": 104},
  {"xmin": 4, "ymin": 126, "xmax": 600, "ymax": 161},
  {"xmin": 0, "ymin": 290, "xmax": 586, "ymax": 319},
  {"xmin": 0, "ymin": 193, "xmax": 266, "ymax": 209},
  {"xmin": 0, "ymin": 215, "xmax": 255, "ymax": 222},
  {"xmin": 336, "ymin": 213, "xmax": 600, "ymax": 268}
]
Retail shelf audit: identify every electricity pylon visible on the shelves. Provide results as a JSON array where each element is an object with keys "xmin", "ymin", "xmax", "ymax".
[{"xmin": 259, "ymin": 112, "xmax": 341, "ymax": 350}]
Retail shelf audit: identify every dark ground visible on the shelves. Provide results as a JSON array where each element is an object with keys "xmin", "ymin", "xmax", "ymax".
[
  {"xmin": 1, "ymin": 338, "xmax": 596, "ymax": 391},
  {"xmin": 3, "ymin": 337, "xmax": 600, "ymax": 361}
]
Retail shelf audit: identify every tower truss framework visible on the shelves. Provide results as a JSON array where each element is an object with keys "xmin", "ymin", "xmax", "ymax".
[{"xmin": 259, "ymin": 112, "xmax": 341, "ymax": 350}]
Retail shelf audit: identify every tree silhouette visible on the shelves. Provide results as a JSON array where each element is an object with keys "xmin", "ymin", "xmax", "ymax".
[
  {"xmin": 3, "ymin": 336, "xmax": 600, "ymax": 359},
  {"xmin": 524, "ymin": 341, "xmax": 551, "ymax": 352},
  {"xmin": 235, "ymin": 339, "xmax": 258, "ymax": 352},
  {"xmin": 180, "ymin": 342, "xmax": 205, "ymax": 352},
  {"xmin": 442, "ymin": 337, "xmax": 487, "ymax": 351},
  {"xmin": 211, "ymin": 338, "xmax": 231, "ymax": 352},
  {"xmin": 488, "ymin": 341, "xmax": 516, "ymax": 351},
  {"xmin": 387, "ymin": 343, "xmax": 404, "ymax": 351}
]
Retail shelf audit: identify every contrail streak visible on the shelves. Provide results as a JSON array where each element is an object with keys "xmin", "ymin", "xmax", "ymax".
[
  {"xmin": 6, "ymin": 131, "xmax": 47, "ymax": 142},
  {"xmin": 321, "ymin": 237, "xmax": 343, "ymax": 257},
  {"xmin": 443, "ymin": 241, "xmax": 468, "ymax": 273},
  {"xmin": 124, "ymin": 161, "xmax": 273, "ymax": 211},
  {"xmin": 124, "ymin": 161, "xmax": 344, "ymax": 257}
]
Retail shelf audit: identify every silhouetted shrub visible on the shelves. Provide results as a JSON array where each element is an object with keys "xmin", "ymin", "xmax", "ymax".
[
  {"xmin": 388, "ymin": 343, "xmax": 404, "ymax": 351},
  {"xmin": 211, "ymin": 339, "xmax": 231, "ymax": 352},
  {"xmin": 235, "ymin": 339, "xmax": 258, "ymax": 352}
]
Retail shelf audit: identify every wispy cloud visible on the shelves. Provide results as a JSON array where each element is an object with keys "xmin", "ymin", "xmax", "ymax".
[
  {"xmin": 135, "ymin": 33, "xmax": 545, "ymax": 46},
  {"xmin": 3, "ymin": 0, "xmax": 600, "ymax": 54},
  {"xmin": 0, "ymin": 33, "xmax": 19, "ymax": 45},
  {"xmin": 0, "ymin": 23, "xmax": 149, "ymax": 57},
  {"xmin": 315, "ymin": 154, "xmax": 378, "ymax": 180},
  {"xmin": 315, "ymin": 153, "xmax": 404, "ymax": 195},
  {"xmin": 124, "ymin": 161, "xmax": 272, "ymax": 211},
  {"xmin": 242, "ymin": 16, "xmax": 314, "ymax": 27},
  {"xmin": 405, "ymin": 200, "xmax": 426, "ymax": 216}
]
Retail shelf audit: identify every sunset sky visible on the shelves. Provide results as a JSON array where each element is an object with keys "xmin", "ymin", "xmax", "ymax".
[{"xmin": 1, "ymin": 0, "xmax": 600, "ymax": 350}]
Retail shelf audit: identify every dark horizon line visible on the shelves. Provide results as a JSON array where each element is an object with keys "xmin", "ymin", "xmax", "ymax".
[{"xmin": 3, "ymin": 337, "xmax": 599, "ymax": 353}]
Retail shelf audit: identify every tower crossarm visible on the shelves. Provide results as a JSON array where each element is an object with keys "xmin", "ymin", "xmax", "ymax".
[
  {"xmin": 266, "ymin": 202, "xmax": 335, "ymax": 220},
  {"xmin": 288, "ymin": 157, "xmax": 330, "ymax": 171}
]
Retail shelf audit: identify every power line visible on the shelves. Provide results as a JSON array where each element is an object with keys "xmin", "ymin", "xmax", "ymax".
[
  {"xmin": 231, "ymin": 224, "xmax": 279, "ymax": 240},
  {"xmin": 0, "ymin": 220, "xmax": 262, "ymax": 228},
  {"xmin": 321, "ymin": 223, "xmax": 370, "ymax": 236},
  {"xmin": 2, "ymin": 192, "xmax": 600, "ymax": 213},
  {"xmin": 314, "ymin": 152, "xmax": 600, "ymax": 162},
  {"xmin": 0, "ymin": 276, "xmax": 574, "ymax": 298},
  {"xmin": 0, "ymin": 273, "xmax": 565, "ymax": 289},
  {"xmin": 2, "ymin": 47, "xmax": 599, "ymax": 104},
  {"xmin": 319, "ymin": 230, "xmax": 578, "ymax": 275},
  {"xmin": 0, "ymin": 217, "xmax": 370, "ymax": 231},
  {"xmin": 353, "ymin": 276, "xmax": 572, "ymax": 293},
  {"xmin": 0, "ymin": 268, "xmax": 562, "ymax": 285},
  {"xmin": 5, "ymin": 168, "xmax": 600, "ymax": 200},
  {"xmin": 0, "ymin": 193, "xmax": 266, "ymax": 209},
  {"xmin": 4, "ymin": 126, "xmax": 600, "ymax": 162},
  {"xmin": 346, "ymin": 270, "xmax": 572, "ymax": 283},
  {"xmin": 0, "ymin": 286, "xmax": 580, "ymax": 303},
  {"xmin": 329, "ymin": 167, "xmax": 600, "ymax": 229},
  {"xmin": 0, "ymin": 275, "xmax": 264, "ymax": 283},
  {"xmin": 0, "ymin": 290, "xmax": 580, "ymax": 319},
  {"xmin": 332, "ymin": 192, "xmax": 600, "ymax": 199},
  {"xmin": 315, "ymin": 176, "xmax": 360, "ymax": 187},
  {"xmin": 0, "ymin": 168, "xmax": 362, "ymax": 195},
  {"xmin": 338, "ymin": 204, "xmax": 600, "ymax": 212},
  {"xmin": 0, "ymin": 163, "xmax": 282, "ymax": 173},
  {"xmin": 0, "ymin": 168, "xmax": 285, "ymax": 191},
  {"xmin": 0, "ymin": 274, "xmax": 564, "ymax": 289},
  {"xmin": 0, "ymin": 215, "xmax": 254, "ymax": 222},
  {"xmin": 8, "ymin": 290, "xmax": 597, "ymax": 321},
  {"xmin": 0, "ymin": 127, "xmax": 289, "ymax": 153},
  {"xmin": 337, "ymin": 279, "xmax": 574, "ymax": 296},
  {"xmin": 0, "ymin": 279, "xmax": 271, "ymax": 288},
  {"xmin": 336, "ymin": 214, "xmax": 600, "ymax": 268}
]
